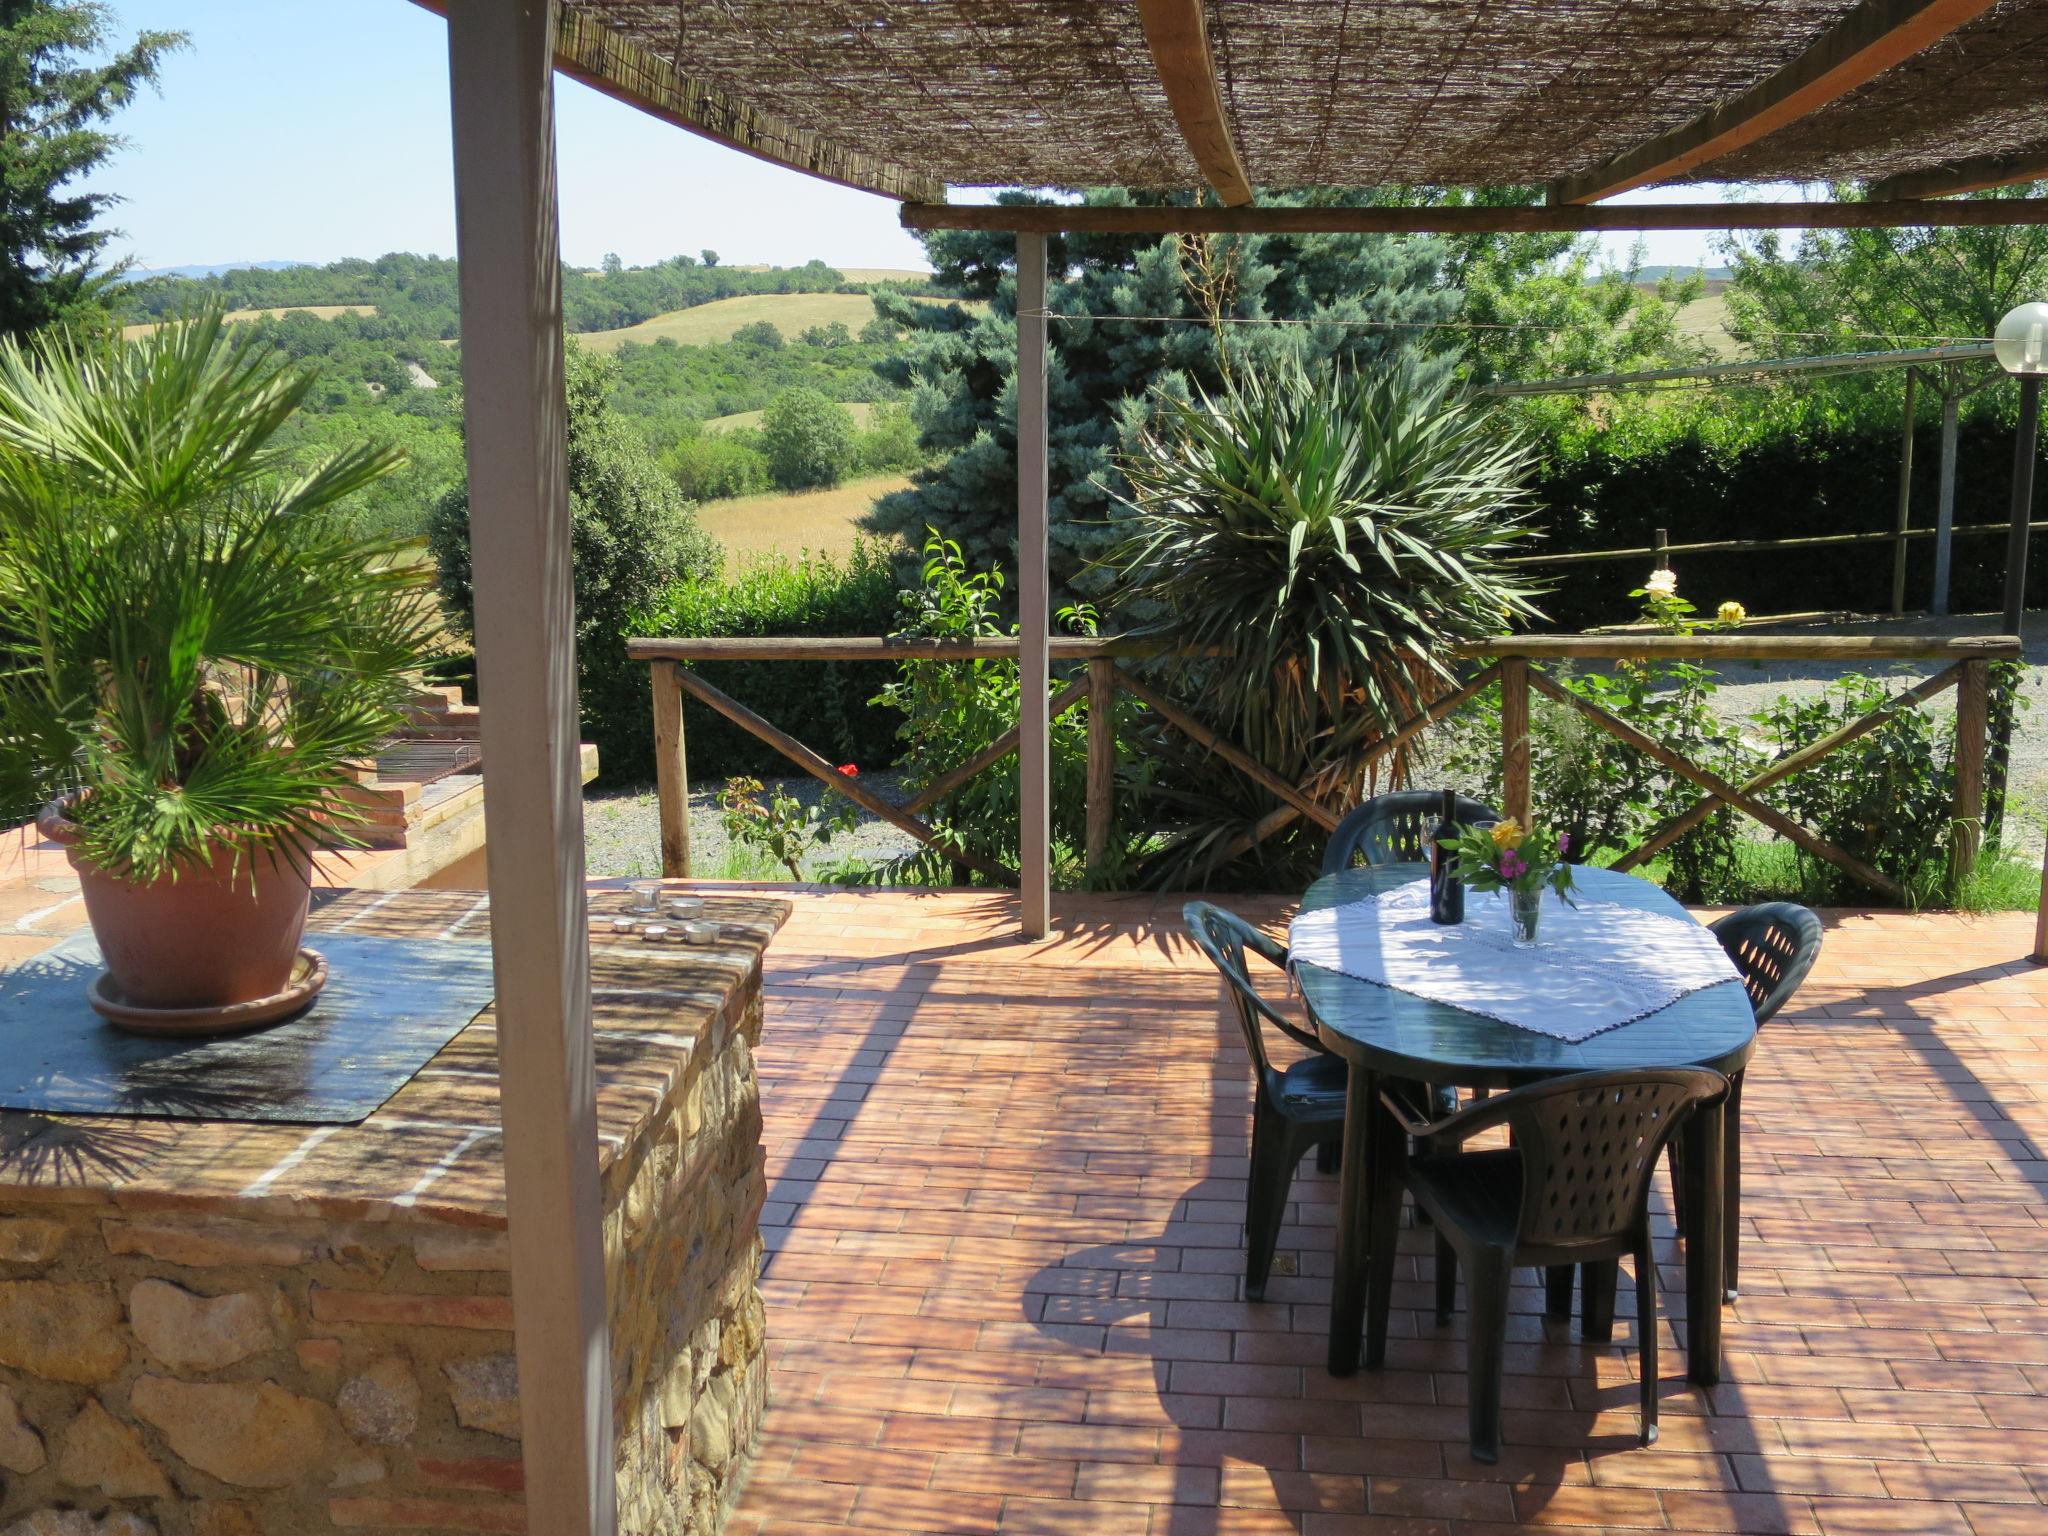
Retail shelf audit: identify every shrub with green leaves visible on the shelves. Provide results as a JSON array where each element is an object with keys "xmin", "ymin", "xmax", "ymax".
[
  {"xmin": 869, "ymin": 533, "xmax": 1142, "ymax": 884},
  {"xmin": 0, "ymin": 309, "xmax": 434, "ymax": 878},
  {"xmin": 430, "ymin": 345, "xmax": 718, "ymax": 648},
  {"xmin": 1753, "ymin": 675, "xmax": 1955, "ymax": 904},
  {"xmin": 428, "ymin": 344, "xmax": 719, "ymax": 777},
  {"xmin": 581, "ymin": 543, "xmax": 903, "ymax": 783},
  {"xmin": 759, "ymin": 386, "xmax": 857, "ymax": 491},
  {"xmin": 1112, "ymin": 357, "xmax": 1545, "ymax": 884},
  {"xmin": 660, "ymin": 427, "xmax": 771, "ymax": 502},
  {"xmin": 851, "ymin": 401, "xmax": 922, "ymax": 476}
]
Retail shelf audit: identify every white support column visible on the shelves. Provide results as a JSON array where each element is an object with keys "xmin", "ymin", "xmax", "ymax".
[
  {"xmin": 445, "ymin": 5, "xmax": 616, "ymax": 1533},
  {"xmin": 1016, "ymin": 233, "xmax": 1051, "ymax": 938}
]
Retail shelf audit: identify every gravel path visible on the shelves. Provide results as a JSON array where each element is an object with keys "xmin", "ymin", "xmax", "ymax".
[{"xmin": 583, "ymin": 770, "xmax": 919, "ymax": 881}]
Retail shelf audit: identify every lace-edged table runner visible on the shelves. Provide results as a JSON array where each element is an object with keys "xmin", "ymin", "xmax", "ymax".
[{"xmin": 1287, "ymin": 876, "xmax": 1740, "ymax": 1043}]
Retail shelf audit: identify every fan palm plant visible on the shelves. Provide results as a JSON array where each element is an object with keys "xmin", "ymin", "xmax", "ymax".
[
  {"xmin": 0, "ymin": 308, "xmax": 432, "ymax": 1010},
  {"xmin": 1113, "ymin": 356, "xmax": 1544, "ymax": 882}
]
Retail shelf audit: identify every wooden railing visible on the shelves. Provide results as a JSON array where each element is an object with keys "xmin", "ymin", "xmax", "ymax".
[
  {"xmin": 1455, "ymin": 633, "xmax": 2020, "ymax": 902},
  {"xmin": 626, "ymin": 636, "xmax": 1225, "ymax": 884},
  {"xmin": 626, "ymin": 631, "xmax": 2021, "ymax": 900}
]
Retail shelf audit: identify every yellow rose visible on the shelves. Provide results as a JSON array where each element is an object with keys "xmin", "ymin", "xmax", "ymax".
[
  {"xmin": 1488, "ymin": 818, "xmax": 1526, "ymax": 851},
  {"xmin": 1718, "ymin": 600, "xmax": 1746, "ymax": 625}
]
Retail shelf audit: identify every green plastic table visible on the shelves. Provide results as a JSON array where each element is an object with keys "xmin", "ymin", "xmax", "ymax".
[{"xmin": 1294, "ymin": 864, "xmax": 1757, "ymax": 1384}]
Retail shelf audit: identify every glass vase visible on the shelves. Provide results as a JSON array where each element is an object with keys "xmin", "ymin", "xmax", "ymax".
[{"xmin": 1509, "ymin": 887, "xmax": 1542, "ymax": 948}]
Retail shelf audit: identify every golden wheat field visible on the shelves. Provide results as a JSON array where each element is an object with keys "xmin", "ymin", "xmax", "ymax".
[
  {"xmin": 702, "ymin": 400, "xmax": 883, "ymax": 434},
  {"xmin": 1673, "ymin": 290, "xmax": 1740, "ymax": 359},
  {"xmin": 694, "ymin": 472, "xmax": 912, "ymax": 568},
  {"xmin": 577, "ymin": 292, "xmax": 883, "ymax": 352},
  {"xmin": 122, "ymin": 304, "xmax": 379, "ymax": 340}
]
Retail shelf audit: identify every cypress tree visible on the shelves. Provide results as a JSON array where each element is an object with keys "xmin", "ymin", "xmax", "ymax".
[{"xmin": 0, "ymin": 1, "xmax": 183, "ymax": 338}]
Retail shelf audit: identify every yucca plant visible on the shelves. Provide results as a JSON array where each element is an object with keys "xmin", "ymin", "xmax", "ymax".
[
  {"xmin": 0, "ymin": 307, "xmax": 432, "ymax": 882},
  {"xmin": 1113, "ymin": 356, "xmax": 1545, "ymax": 882}
]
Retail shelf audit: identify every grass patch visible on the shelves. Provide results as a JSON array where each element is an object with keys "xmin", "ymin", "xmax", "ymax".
[
  {"xmin": 696, "ymin": 472, "xmax": 912, "ymax": 569},
  {"xmin": 1627, "ymin": 836, "xmax": 2040, "ymax": 912},
  {"xmin": 1954, "ymin": 846, "xmax": 2042, "ymax": 912},
  {"xmin": 703, "ymin": 842, "xmax": 790, "ymax": 882}
]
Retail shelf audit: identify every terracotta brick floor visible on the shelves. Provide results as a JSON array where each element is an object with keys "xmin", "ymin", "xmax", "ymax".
[{"xmin": 727, "ymin": 889, "xmax": 2048, "ymax": 1536}]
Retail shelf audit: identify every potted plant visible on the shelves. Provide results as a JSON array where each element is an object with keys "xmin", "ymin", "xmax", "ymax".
[
  {"xmin": 0, "ymin": 309, "xmax": 431, "ymax": 1026},
  {"xmin": 1452, "ymin": 817, "xmax": 1577, "ymax": 946}
]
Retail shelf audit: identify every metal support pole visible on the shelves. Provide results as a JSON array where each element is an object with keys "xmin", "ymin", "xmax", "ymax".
[
  {"xmin": 1988, "ymin": 375, "xmax": 2042, "ymax": 846},
  {"xmin": 445, "ymin": 3, "xmax": 615, "ymax": 1531},
  {"xmin": 1016, "ymin": 233, "xmax": 1051, "ymax": 939},
  {"xmin": 1931, "ymin": 375, "xmax": 1961, "ymax": 618},
  {"xmin": 1085, "ymin": 657, "xmax": 1117, "ymax": 871},
  {"xmin": 1891, "ymin": 367, "xmax": 1918, "ymax": 616},
  {"xmin": 2001, "ymin": 376, "xmax": 2042, "ymax": 634}
]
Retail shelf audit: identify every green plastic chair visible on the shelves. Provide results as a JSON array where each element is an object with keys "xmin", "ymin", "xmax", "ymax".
[
  {"xmin": 1184, "ymin": 901, "xmax": 1345, "ymax": 1302},
  {"xmin": 1373, "ymin": 1067, "xmax": 1728, "ymax": 1463},
  {"xmin": 1668, "ymin": 902, "xmax": 1823, "ymax": 1296},
  {"xmin": 1321, "ymin": 789, "xmax": 1500, "ymax": 875}
]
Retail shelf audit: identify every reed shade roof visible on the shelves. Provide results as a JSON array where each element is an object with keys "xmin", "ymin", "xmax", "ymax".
[{"xmin": 557, "ymin": 1, "xmax": 2048, "ymax": 200}]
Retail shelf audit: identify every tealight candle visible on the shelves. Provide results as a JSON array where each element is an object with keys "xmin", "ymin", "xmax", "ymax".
[
  {"xmin": 666, "ymin": 897, "xmax": 704, "ymax": 920},
  {"xmin": 679, "ymin": 920, "xmax": 719, "ymax": 945},
  {"xmin": 609, "ymin": 917, "xmax": 638, "ymax": 934},
  {"xmin": 640, "ymin": 923, "xmax": 671, "ymax": 942}
]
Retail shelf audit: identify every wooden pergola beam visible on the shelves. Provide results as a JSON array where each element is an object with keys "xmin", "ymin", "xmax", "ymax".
[
  {"xmin": 444, "ymin": 2, "xmax": 614, "ymax": 1531},
  {"xmin": 1136, "ymin": 0, "xmax": 1253, "ymax": 207},
  {"xmin": 1871, "ymin": 147, "xmax": 2048, "ymax": 201},
  {"xmin": 1551, "ymin": 0, "xmax": 2000, "ymax": 205},
  {"xmin": 412, "ymin": 0, "xmax": 943, "ymax": 202},
  {"xmin": 901, "ymin": 196, "xmax": 2048, "ymax": 236}
]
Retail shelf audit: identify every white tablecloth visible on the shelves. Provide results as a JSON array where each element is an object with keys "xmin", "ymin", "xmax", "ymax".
[{"xmin": 1287, "ymin": 877, "xmax": 1740, "ymax": 1042}]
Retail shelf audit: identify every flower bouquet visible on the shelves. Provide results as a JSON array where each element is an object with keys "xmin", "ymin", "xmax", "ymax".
[{"xmin": 1449, "ymin": 818, "xmax": 1576, "ymax": 947}]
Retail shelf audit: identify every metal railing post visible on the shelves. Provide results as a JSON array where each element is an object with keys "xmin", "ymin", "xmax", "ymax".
[
  {"xmin": 1891, "ymin": 366, "xmax": 1918, "ymax": 616},
  {"xmin": 1932, "ymin": 375, "xmax": 1961, "ymax": 617},
  {"xmin": 1085, "ymin": 658, "xmax": 1117, "ymax": 870}
]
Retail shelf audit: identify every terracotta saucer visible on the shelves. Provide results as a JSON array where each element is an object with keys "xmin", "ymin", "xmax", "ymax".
[{"xmin": 89, "ymin": 949, "xmax": 330, "ymax": 1038}]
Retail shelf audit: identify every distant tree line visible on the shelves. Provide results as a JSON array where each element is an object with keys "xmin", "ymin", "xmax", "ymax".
[{"xmin": 118, "ymin": 251, "xmax": 866, "ymax": 336}]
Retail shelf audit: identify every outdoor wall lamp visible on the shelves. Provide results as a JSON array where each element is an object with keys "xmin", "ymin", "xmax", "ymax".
[{"xmin": 1996, "ymin": 300, "xmax": 2048, "ymax": 633}]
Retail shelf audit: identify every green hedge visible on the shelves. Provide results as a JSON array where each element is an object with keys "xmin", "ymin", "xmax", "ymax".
[
  {"xmin": 1530, "ymin": 414, "xmax": 2047, "ymax": 627},
  {"xmin": 581, "ymin": 543, "xmax": 904, "ymax": 784}
]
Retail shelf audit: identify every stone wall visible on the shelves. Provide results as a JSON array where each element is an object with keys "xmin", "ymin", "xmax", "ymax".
[{"xmin": 0, "ymin": 987, "xmax": 768, "ymax": 1536}]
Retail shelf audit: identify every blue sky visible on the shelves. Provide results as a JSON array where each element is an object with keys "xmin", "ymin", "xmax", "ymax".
[{"xmin": 86, "ymin": 0, "xmax": 1751, "ymax": 276}]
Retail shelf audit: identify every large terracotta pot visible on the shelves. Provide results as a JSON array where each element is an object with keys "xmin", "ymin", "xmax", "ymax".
[{"xmin": 39, "ymin": 796, "xmax": 314, "ymax": 1010}]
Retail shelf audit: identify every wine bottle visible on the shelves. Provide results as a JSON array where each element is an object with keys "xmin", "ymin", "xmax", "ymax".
[{"xmin": 1429, "ymin": 788, "xmax": 1464, "ymax": 925}]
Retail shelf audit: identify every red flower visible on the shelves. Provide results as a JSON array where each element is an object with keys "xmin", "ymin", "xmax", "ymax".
[{"xmin": 837, "ymin": 763, "xmax": 859, "ymax": 778}]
